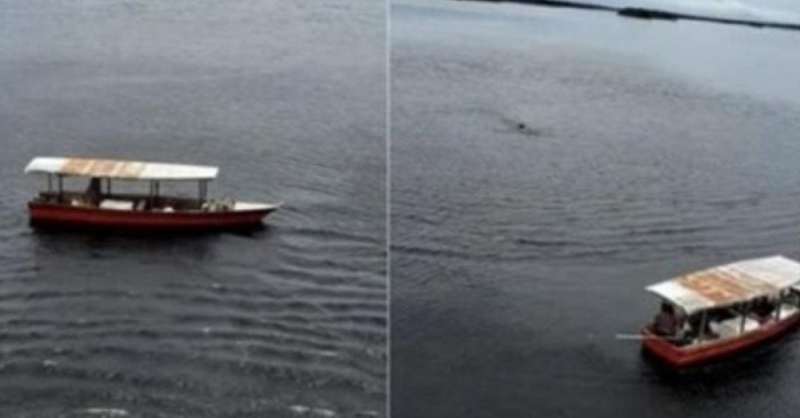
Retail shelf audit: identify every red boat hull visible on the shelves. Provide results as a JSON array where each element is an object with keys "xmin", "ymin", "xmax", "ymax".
[
  {"xmin": 641, "ymin": 312, "xmax": 800, "ymax": 368},
  {"xmin": 29, "ymin": 202, "xmax": 276, "ymax": 232}
]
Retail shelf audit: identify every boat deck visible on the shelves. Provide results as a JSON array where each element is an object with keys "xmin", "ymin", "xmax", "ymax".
[
  {"xmin": 37, "ymin": 191, "xmax": 202, "ymax": 210},
  {"xmin": 33, "ymin": 191, "xmax": 275, "ymax": 213},
  {"xmin": 694, "ymin": 305, "xmax": 799, "ymax": 345}
]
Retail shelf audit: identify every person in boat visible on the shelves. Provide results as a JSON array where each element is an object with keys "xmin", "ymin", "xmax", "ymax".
[
  {"xmin": 752, "ymin": 296, "xmax": 776, "ymax": 324},
  {"xmin": 85, "ymin": 177, "xmax": 102, "ymax": 206},
  {"xmin": 685, "ymin": 311, "xmax": 719, "ymax": 341},
  {"xmin": 651, "ymin": 302, "xmax": 682, "ymax": 337}
]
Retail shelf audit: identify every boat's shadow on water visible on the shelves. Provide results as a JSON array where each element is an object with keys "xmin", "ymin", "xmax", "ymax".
[{"xmin": 28, "ymin": 225, "xmax": 276, "ymax": 262}]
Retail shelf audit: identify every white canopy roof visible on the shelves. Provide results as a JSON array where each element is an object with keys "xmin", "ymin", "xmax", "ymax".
[
  {"xmin": 646, "ymin": 256, "xmax": 800, "ymax": 314},
  {"xmin": 24, "ymin": 157, "xmax": 218, "ymax": 181}
]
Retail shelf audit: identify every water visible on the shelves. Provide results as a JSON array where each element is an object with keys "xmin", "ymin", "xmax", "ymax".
[
  {"xmin": 0, "ymin": 1, "xmax": 385, "ymax": 416},
  {"xmin": 391, "ymin": 2, "xmax": 800, "ymax": 417}
]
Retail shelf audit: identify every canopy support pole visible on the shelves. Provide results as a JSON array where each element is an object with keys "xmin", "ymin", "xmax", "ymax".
[
  {"xmin": 198, "ymin": 180, "xmax": 208, "ymax": 202},
  {"xmin": 698, "ymin": 311, "xmax": 708, "ymax": 342},
  {"xmin": 153, "ymin": 181, "xmax": 160, "ymax": 209},
  {"xmin": 57, "ymin": 175, "xmax": 63, "ymax": 202},
  {"xmin": 149, "ymin": 181, "xmax": 155, "ymax": 208},
  {"xmin": 46, "ymin": 174, "xmax": 52, "ymax": 193},
  {"xmin": 775, "ymin": 292, "xmax": 783, "ymax": 320},
  {"xmin": 740, "ymin": 303, "xmax": 748, "ymax": 334}
]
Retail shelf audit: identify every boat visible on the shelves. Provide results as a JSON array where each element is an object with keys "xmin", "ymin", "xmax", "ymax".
[
  {"xmin": 641, "ymin": 255, "xmax": 800, "ymax": 368},
  {"xmin": 24, "ymin": 157, "xmax": 281, "ymax": 232}
]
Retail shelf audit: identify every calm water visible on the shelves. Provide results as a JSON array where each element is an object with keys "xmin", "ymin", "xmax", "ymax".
[
  {"xmin": 0, "ymin": 1, "xmax": 385, "ymax": 417},
  {"xmin": 392, "ymin": 2, "xmax": 800, "ymax": 417}
]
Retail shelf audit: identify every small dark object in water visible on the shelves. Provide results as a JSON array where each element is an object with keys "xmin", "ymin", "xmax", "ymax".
[
  {"xmin": 501, "ymin": 116, "xmax": 545, "ymax": 137},
  {"xmin": 516, "ymin": 122, "xmax": 544, "ymax": 137}
]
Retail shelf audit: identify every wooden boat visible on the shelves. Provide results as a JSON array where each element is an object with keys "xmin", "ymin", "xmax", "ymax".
[
  {"xmin": 25, "ymin": 157, "xmax": 281, "ymax": 232},
  {"xmin": 641, "ymin": 255, "xmax": 800, "ymax": 368}
]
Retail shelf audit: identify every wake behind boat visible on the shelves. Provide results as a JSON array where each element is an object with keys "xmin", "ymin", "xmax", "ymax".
[
  {"xmin": 25, "ymin": 157, "xmax": 282, "ymax": 232},
  {"xmin": 641, "ymin": 256, "xmax": 800, "ymax": 368}
]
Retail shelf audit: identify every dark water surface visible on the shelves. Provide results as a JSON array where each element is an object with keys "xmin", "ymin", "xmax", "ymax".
[
  {"xmin": 392, "ymin": 2, "xmax": 800, "ymax": 417},
  {"xmin": 0, "ymin": 1, "xmax": 385, "ymax": 416}
]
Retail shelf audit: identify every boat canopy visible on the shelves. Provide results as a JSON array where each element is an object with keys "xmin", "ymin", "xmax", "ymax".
[
  {"xmin": 646, "ymin": 256, "xmax": 800, "ymax": 314},
  {"xmin": 24, "ymin": 157, "xmax": 218, "ymax": 181}
]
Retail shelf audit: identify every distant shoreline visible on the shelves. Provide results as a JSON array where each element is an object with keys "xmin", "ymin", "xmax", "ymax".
[{"xmin": 458, "ymin": 0, "xmax": 800, "ymax": 32}]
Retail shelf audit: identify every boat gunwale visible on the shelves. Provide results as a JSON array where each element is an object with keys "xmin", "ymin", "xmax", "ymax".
[
  {"xmin": 28, "ymin": 201, "xmax": 277, "ymax": 216},
  {"xmin": 641, "ymin": 309, "xmax": 800, "ymax": 367}
]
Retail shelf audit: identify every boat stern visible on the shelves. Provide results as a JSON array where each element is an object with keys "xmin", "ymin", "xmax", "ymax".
[{"xmin": 640, "ymin": 328, "xmax": 690, "ymax": 368}]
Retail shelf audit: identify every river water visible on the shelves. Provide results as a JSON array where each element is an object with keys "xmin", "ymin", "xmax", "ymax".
[
  {"xmin": 0, "ymin": 1, "xmax": 385, "ymax": 416},
  {"xmin": 391, "ymin": 1, "xmax": 800, "ymax": 417}
]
